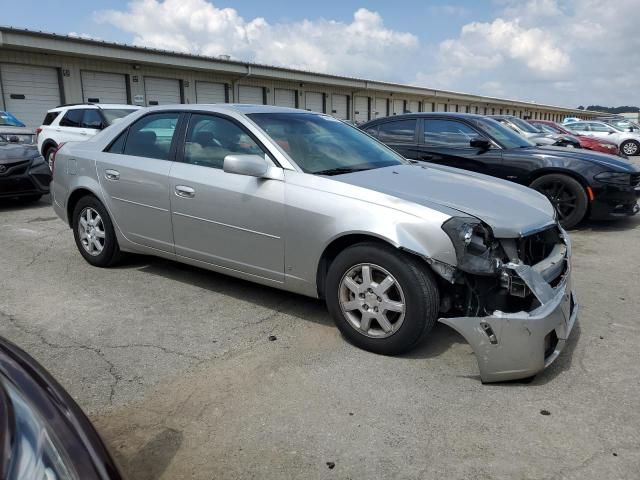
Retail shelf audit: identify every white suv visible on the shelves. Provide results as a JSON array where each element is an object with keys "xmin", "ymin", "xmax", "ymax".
[
  {"xmin": 36, "ymin": 104, "xmax": 141, "ymax": 166},
  {"xmin": 565, "ymin": 120, "xmax": 640, "ymax": 156}
]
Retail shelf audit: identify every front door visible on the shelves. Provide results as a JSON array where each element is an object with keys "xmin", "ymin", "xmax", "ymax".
[
  {"xmin": 97, "ymin": 111, "xmax": 181, "ymax": 252},
  {"xmin": 169, "ymin": 113, "xmax": 285, "ymax": 282}
]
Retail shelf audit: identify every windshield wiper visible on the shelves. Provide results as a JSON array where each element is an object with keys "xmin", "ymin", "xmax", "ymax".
[{"xmin": 313, "ymin": 167, "xmax": 373, "ymax": 176}]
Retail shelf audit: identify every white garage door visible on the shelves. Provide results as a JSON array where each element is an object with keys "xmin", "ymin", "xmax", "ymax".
[
  {"xmin": 373, "ymin": 98, "xmax": 387, "ymax": 118},
  {"xmin": 305, "ymin": 92, "xmax": 323, "ymax": 112},
  {"xmin": 407, "ymin": 101, "xmax": 420, "ymax": 113},
  {"xmin": 423, "ymin": 102, "xmax": 433, "ymax": 112},
  {"xmin": 81, "ymin": 71, "xmax": 127, "ymax": 104},
  {"xmin": 144, "ymin": 77, "xmax": 181, "ymax": 106},
  {"xmin": 392, "ymin": 99, "xmax": 405, "ymax": 116},
  {"xmin": 0, "ymin": 64, "xmax": 61, "ymax": 129},
  {"xmin": 238, "ymin": 85, "xmax": 265, "ymax": 104},
  {"xmin": 331, "ymin": 94, "xmax": 348, "ymax": 120},
  {"xmin": 196, "ymin": 81, "xmax": 226, "ymax": 104},
  {"xmin": 354, "ymin": 96, "xmax": 369, "ymax": 123},
  {"xmin": 274, "ymin": 88, "xmax": 296, "ymax": 108},
  {"xmin": 436, "ymin": 103, "xmax": 447, "ymax": 112}
]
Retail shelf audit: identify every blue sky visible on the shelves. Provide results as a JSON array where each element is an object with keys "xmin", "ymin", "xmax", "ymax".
[{"xmin": 2, "ymin": 1, "xmax": 639, "ymax": 107}]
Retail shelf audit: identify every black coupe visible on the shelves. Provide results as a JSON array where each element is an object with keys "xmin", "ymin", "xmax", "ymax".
[{"xmin": 360, "ymin": 113, "xmax": 640, "ymax": 228}]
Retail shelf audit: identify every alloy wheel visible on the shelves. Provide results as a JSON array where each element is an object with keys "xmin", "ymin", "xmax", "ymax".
[
  {"xmin": 78, "ymin": 207, "xmax": 106, "ymax": 256},
  {"xmin": 338, "ymin": 263, "xmax": 406, "ymax": 338},
  {"xmin": 537, "ymin": 180, "xmax": 577, "ymax": 221},
  {"xmin": 622, "ymin": 142, "xmax": 639, "ymax": 156}
]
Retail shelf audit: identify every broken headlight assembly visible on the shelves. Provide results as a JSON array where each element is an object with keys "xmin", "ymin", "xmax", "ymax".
[{"xmin": 441, "ymin": 217, "xmax": 502, "ymax": 276}]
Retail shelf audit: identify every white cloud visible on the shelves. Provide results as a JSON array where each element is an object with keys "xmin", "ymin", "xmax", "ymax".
[
  {"xmin": 428, "ymin": 4, "xmax": 470, "ymax": 16},
  {"xmin": 96, "ymin": 0, "xmax": 418, "ymax": 80}
]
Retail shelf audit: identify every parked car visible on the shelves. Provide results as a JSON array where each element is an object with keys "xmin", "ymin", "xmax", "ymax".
[
  {"xmin": 0, "ymin": 336, "xmax": 123, "ymax": 479},
  {"xmin": 600, "ymin": 118, "xmax": 640, "ymax": 133},
  {"xmin": 529, "ymin": 119, "xmax": 622, "ymax": 156},
  {"xmin": 564, "ymin": 120, "xmax": 640, "ymax": 156},
  {"xmin": 360, "ymin": 113, "xmax": 640, "ymax": 229},
  {"xmin": 0, "ymin": 111, "xmax": 35, "ymax": 143},
  {"xmin": 37, "ymin": 104, "xmax": 141, "ymax": 167},
  {"xmin": 52, "ymin": 104, "xmax": 577, "ymax": 382},
  {"xmin": 562, "ymin": 117, "xmax": 581, "ymax": 124},
  {"xmin": 490, "ymin": 115, "xmax": 580, "ymax": 148},
  {"xmin": 0, "ymin": 124, "xmax": 50, "ymax": 202}
]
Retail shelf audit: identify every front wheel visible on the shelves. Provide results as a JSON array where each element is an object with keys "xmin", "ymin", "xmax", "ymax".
[
  {"xmin": 325, "ymin": 242, "xmax": 439, "ymax": 355},
  {"xmin": 620, "ymin": 140, "xmax": 639, "ymax": 157},
  {"xmin": 530, "ymin": 174, "xmax": 588, "ymax": 229},
  {"xmin": 72, "ymin": 195, "xmax": 122, "ymax": 267}
]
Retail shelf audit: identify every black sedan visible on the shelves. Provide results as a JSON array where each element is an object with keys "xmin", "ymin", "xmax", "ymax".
[
  {"xmin": 0, "ymin": 130, "xmax": 51, "ymax": 202},
  {"xmin": 360, "ymin": 113, "xmax": 640, "ymax": 229},
  {"xmin": 0, "ymin": 337, "xmax": 123, "ymax": 479}
]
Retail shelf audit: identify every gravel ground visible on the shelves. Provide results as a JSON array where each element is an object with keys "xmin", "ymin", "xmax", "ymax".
[{"xmin": 1, "ymin": 159, "xmax": 639, "ymax": 479}]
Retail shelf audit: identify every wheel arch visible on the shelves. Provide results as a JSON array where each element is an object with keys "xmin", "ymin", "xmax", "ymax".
[
  {"xmin": 66, "ymin": 187, "xmax": 99, "ymax": 228},
  {"xmin": 41, "ymin": 139, "xmax": 58, "ymax": 157},
  {"xmin": 527, "ymin": 168, "xmax": 590, "ymax": 190},
  {"xmin": 315, "ymin": 233, "xmax": 428, "ymax": 299}
]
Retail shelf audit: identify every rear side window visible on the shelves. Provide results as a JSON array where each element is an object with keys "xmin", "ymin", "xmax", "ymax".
[
  {"xmin": 363, "ymin": 125, "xmax": 379, "ymax": 137},
  {"xmin": 59, "ymin": 109, "xmax": 84, "ymax": 128},
  {"xmin": 42, "ymin": 112, "xmax": 60, "ymax": 126},
  {"xmin": 122, "ymin": 112, "xmax": 181, "ymax": 160},
  {"xmin": 377, "ymin": 120, "xmax": 416, "ymax": 143},
  {"xmin": 83, "ymin": 109, "xmax": 104, "ymax": 129}
]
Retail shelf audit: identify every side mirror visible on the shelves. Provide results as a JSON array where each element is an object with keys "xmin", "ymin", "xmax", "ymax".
[
  {"xmin": 470, "ymin": 137, "xmax": 491, "ymax": 150},
  {"xmin": 608, "ymin": 130, "xmax": 615, "ymax": 135},
  {"xmin": 223, "ymin": 154, "xmax": 269, "ymax": 178}
]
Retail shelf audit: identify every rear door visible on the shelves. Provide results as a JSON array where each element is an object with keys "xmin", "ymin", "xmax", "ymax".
[
  {"xmin": 56, "ymin": 109, "xmax": 96, "ymax": 143},
  {"xmin": 418, "ymin": 118, "xmax": 503, "ymax": 175},
  {"xmin": 97, "ymin": 111, "xmax": 181, "ymax": 252},
  {"xmin": 375, "ymin": 119, "xmax": 418, "ymax": 159},
  {"xmin": 168, "ymin": 112, "xmax": 285, "ymax": 281}
]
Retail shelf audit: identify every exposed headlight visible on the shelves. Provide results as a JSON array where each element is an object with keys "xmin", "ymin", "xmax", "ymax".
[
  {"xmin": 2, "ymin": 380, "xmax": 76, "ymax": 479},
  {"xmin": 441, "ymin": 217, "xmax": 501, "ymax": 275},
  {"xmin": 594, "ymin": 171, "xmax": 631, "ymax": 185}
]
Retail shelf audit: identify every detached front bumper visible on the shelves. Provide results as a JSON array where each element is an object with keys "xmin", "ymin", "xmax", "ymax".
[
  {"xmin": 439, "ymin": 243, "xmax": 578, "ymax": 383},
  {"xmin": 0, "ymin": 159, "xmax": 51, "ymax": 198}
]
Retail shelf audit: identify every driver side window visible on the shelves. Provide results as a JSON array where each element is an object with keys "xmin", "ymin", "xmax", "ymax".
[
  {"xmin": 183, "ymin": 114, "xmax": 265, "ymax": 169},
  {"xmin": 423, "ymin": 119, "xmax": 481, "ymax": 147}
]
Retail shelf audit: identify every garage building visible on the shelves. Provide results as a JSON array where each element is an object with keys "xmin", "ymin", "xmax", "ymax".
[{"xmin": 0, "ymin": 27, "xmax": 597, "ymax": 128}]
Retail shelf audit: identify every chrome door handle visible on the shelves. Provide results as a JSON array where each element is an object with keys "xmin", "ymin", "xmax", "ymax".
[
  {"xmin": 175, "ymin": 185, "xmax": 196, "ymax": 198},
  {"xmin": 105, "ymin": 169, "xmax": 120, "ymax": 180}
]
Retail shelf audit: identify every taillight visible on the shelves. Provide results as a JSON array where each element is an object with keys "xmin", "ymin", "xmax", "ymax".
[
  {"xmin": 50, "ymin": 142, "xmax": 66, "ymax": 174},
  {"xmin": 35, "ymin": 127, "xmax": 42, "ymax": 142}
]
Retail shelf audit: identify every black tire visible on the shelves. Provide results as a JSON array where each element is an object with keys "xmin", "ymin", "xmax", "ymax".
[
  {"xmin": 325, "ymin": 242, "xmax": 439, "ymax": 355},
  {"xmin": 44, "ymin": 146, "xmax": 57, "ymax": 170},
  {"xmin": 620, "ymin": 140, "xmax": 639, "ymax": 157},
  {"xmin": 530, "ymin": 174, "xmax": 588, "ymax": 229},
  {"xmin": 71, "ymin": 195, "xmax": 122, "ymax": 267}
]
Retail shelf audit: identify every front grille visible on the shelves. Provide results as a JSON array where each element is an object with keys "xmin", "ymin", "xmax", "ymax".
[
  {"xmin": 0, "ymin": 177, "xmax": 35, "ymax": 193},
  {"xmin": 517, "ymin": 226, "xmax": 563, "ymax": 266},
  {"xmin": 0, "ymin": 159, "xmax": 30, "ymax": 177}
]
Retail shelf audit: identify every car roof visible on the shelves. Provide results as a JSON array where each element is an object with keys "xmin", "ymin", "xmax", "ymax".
[{"xmin": 359, "ymin": 111, "xmax": 488, "ymax": 127}]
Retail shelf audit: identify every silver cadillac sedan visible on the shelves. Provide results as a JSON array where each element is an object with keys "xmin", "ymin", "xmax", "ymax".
[{"xmin": 51, "ymin": 105, "xmax": 577, "ymax": 382}]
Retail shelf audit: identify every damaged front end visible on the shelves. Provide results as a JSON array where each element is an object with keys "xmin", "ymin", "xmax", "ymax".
[{"xmin": 436, "ymin": 217, "xmax": 578, "ymax": 383}]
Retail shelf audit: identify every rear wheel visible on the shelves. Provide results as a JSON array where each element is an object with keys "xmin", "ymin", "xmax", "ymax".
[
  {"xmin": 325, "ymin": 242, "xmax": 439, "ymax": 355},
  {"xmin": 72, "ymin": 195, "xmax": 121, "ymax": 267},
  {"xmin": 620, "ymin": 140, "xmax": 639, "ymax": 156},
  {"xmin": 530, "ymin": 174, "xmax": 588, "ymax": 229},
  {"xmin": 44, "ymin": 146, "xmax": 57, "ymax": 170}
]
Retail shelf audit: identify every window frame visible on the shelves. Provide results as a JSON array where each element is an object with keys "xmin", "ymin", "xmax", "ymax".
[
  {"xmin": 59, "ymin": 109, "xmax": 85, "ymax": 128},
  {"xmin": 175, "ymin": 111, "xmax": 280, "ymax": 168},
  {"xmin": 420, "ymin": 117, "xmax": 486, "ymax": 149},
  {"xmin": 375, "ymin": 118, "xmax": 418, "ymax": 144}
]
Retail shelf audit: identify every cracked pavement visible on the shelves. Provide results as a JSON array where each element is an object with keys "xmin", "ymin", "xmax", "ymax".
[{"xmin": 1, "ymin": 180, "xmax": 640, "ymax": 479}]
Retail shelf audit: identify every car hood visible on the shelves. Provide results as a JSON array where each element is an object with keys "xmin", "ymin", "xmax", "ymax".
[
  {"xmin": 532, "ymin": 145, "xmax": 639, "ymax": 171},
  {"xmin": 334, "ymin": 164, "xmax": 555, "ymax": 238},
  {"xmin": 0, "ymin": 143, "xmax": 39, "ymax": 162}
]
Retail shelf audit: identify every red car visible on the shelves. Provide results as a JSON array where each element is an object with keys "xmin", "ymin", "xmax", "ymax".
[{"xmin": 529, "ymin": 120, "xmax": 623, "ymax": 156}]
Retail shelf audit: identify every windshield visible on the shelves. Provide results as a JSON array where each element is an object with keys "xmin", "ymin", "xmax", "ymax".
[
  {"xmin": 0, "ymin": 111, "xmax": 25, "ymax": 127},
  {"xmin": 538, "ymin": 124, "xmax": 561, "ymax": 134},
  {"xmin": 247, "ymin": 112, "xmax": 407, "ymax": 174},
  {"xmin": 101, "ymin": 109, "xmax": 138, "ymax": 125},
  {"xmin": 508, "ymin": 117, "xmax": 540, "ymax": 133},
  {"xmin": 470, "ymin": 117, "xmax": 535, "ymax": 149}
]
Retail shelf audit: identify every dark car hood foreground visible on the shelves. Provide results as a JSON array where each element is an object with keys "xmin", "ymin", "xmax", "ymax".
[
  {"xmin": 0, "ymin": 143, "xmax": 39, "ymax": 163},
  {"xmin": 533, "ymin": 145, "xmax": 639, "ymax": 172},
  {"xmin": 336, "ymin": 164, "xmax": 555, "ymax": 238}
]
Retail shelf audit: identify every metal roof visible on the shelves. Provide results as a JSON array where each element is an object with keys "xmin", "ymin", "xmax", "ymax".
[{"xmin": 0, "ymin": 25, "xmax": 598, "ymax": 115}]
